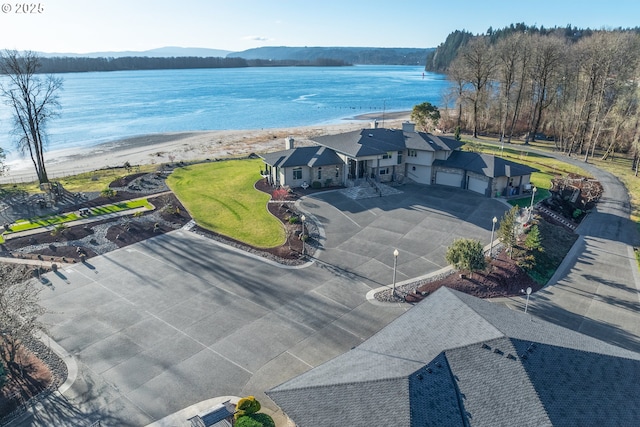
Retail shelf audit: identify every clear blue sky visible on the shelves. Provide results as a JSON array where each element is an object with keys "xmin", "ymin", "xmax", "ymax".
[{"xmin": 0, "ymin": 0, "xmax": 638, "ymax": 53}]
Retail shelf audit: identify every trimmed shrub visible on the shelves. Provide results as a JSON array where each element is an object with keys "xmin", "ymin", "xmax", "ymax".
[
  {"xmin": 311, "ymin": 180, "xmax": 322, "ymax": 189},
  {"xmin": 101, "ymin": 188, "xmax": 116, "ymax": 198},
  {"xmin": 445, "ymin": 238, "xmax": 487, "ymax": 275},
  {"xmin": 235, "ymin": 413, "xmax": 276, "ymax": 427}
]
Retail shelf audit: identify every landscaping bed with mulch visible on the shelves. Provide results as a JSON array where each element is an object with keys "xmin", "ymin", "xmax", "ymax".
[
  {"xmin": 0, "ymin": 192, "xmax": 191, "ymax": 264},
  {"xmin": 0, "ymin": 337, "xmax": 67, "ymax": 425},
  {"xmin": 376, "ymin": 215, "xmax": 578, "ymax": 303}
]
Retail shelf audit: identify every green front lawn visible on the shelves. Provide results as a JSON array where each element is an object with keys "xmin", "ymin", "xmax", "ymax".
[
  {"xmin": 166, "ymin": 159, "xmax": 285, "ymax": 248},
  {"xmin": 3, "ymin": 198, "xmax": 152, "ymax": 234}
]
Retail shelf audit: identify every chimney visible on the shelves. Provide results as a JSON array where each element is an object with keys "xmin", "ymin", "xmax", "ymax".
[
  {"xmin": 285, "ymin": 136, "xmax": 294, "ymax": 150},
  {"xmin": 402, "ymin": 122, "xmax": 416, "ymax": 133},
  {"xmin": 370, "ymin": 120, "xmax": 379, "ymax": 129}
]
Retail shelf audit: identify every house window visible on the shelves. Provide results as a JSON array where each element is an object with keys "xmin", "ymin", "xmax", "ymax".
[
  {"xmin": 382, "ymin": 152, "xmax": 392, "ymax": 159},
  {"xmin": 379, "ymin": 168, "xmax": 389, "ymax": 175},
  {"xmin": 293, "ymin": 167, "xmax": 302, "ymax": 180},
  {"xmin": 317, "ymin": 167, "xmax": 322, "ymax": 180},
  {"xmin": 408, "ymin": 149, "xmax": 417, "ymax": 157},
  {"xmin": 335, "ymin": 167, "xmax": 340, "ymax": 178},
  {"xmin": 397, "ymin": 151, "xmax": 403, "ymax": 165}
]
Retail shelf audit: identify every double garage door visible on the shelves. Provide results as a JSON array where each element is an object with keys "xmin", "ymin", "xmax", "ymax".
[{"xmin": 435, "ymin": 171, "xmax": 488, "ymax": 195}]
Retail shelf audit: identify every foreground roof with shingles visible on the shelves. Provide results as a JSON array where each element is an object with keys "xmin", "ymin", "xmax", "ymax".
[{"xmin": 267, "ymin": 287, "xmax": 640, "ymax": 427}]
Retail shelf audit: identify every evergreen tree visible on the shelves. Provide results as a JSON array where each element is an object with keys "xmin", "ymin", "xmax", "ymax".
[
  {"xmin": 445, "ymin": 238, "xmax": 487, "ymax": 277},
  {"xmin": 498, "ymin": 206, "xmax": 519, "ymax": 258},
  {"xmin": 524, "ymin": 225, "xmax": 543, "ymax": 252}
]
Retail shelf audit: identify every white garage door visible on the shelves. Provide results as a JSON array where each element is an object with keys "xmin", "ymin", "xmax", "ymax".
[
  {"xmin": 436, "ymin": 171, "xmax": 462, "ymax": 187},
  {"xmin": 468, "ymin": 177, "xmax": 488, "ymax": 195}
]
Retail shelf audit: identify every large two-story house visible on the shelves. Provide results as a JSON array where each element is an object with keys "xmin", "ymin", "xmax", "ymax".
[{"xmin": 259, "ymin": 122, "xmax": 537, "ymax": 197}]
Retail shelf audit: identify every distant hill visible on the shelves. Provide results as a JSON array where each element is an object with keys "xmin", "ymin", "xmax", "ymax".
[
  {"xmin": 228, "ymin": 46, "xmax": 434, "ymax": 65},
  {"xmin": 38, "ymin": 46, "xmax": 232, "ymax": 58}
]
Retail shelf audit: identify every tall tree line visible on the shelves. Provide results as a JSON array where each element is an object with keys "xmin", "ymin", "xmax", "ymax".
[
  {"xmin": 439, "ymin": 30, "xmax": 640, "ymax": 162},
  {"xmin": 34, "ymin": 56, "xmax": 351, "ymax": 74}
]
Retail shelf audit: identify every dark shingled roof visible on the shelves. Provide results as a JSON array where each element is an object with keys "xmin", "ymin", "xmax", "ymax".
[
  {"xmin": 267, "ymin": 287, "xmax": 640, "ymax": 427},
  {"xmin": 434, "ymin": 150, "xmax": 539, "ymax": 178},
  {"xmin": 259, "ymin": 145, "xmax": 342, "ymax": 168},
  {"xmin": 311, "ymin": 128, "xmax": 463, "ymax": 157}
]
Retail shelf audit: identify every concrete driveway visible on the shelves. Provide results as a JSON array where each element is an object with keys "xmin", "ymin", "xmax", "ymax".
[
  {"xmin": 21, "ymin": 185, "xmax": 507, "ymax": 426},
  {"xmin": 300, "ymin": 184, "xmax": 508, "ymax": 287}
]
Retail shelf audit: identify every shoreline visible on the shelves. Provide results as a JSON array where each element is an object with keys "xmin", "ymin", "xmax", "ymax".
[{"xmin": 0, "ymin": 111, "xmax": 411, "ymax": 184}]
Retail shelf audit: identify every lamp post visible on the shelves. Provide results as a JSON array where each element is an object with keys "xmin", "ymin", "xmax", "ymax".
[
  {"xmin": 528, "ymin": 186, "xmax": 537, "ymax": 221},
  {"xmin": 522, "ymin": 287, "xmax": 532, "ymax": 313},
  {"xmin": 300, "ymin": 214, "xmax": 306, "ymax": 255},
  {"xmin": 490, "ymin": 216, "xmax": 497, "ymax": 258},
  {"xmin": 392, "ymin": 249, "xmax": 399, "ymax": 297}
]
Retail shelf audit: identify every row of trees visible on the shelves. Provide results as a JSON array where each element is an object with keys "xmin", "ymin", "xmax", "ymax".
[
  {"xmin": 37, "ymin": 56, "xmax": 350, "ymax": 74},
  {"xmin": 438, "ymin": 29, "xmax": 640, "ymax": 162}
]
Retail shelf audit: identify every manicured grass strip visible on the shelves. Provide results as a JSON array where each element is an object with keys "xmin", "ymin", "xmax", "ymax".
[
  {"xmin": 9, "ymin": 212, "xmax": 82, "ymax": 232},
  {"xmin": 4, "ymin": 198, "xmax": 151, "ymax": 234},
  {"xmin": 166, "ymin": 159, "xmax": 285, "ymax": 248},
  {"xmin": 90, "ymin": 199, "xmax": 152, "ymax": 215}
]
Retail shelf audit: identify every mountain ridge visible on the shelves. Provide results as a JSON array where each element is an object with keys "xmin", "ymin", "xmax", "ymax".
[{"xmin": 31, "ymin": 46, "xmax": 434, "ymax": 66}]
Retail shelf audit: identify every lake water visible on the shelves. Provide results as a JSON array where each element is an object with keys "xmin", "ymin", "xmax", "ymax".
[{"xmin": 0, "ymin": 65, "xmax": 451, "ymax": 163}]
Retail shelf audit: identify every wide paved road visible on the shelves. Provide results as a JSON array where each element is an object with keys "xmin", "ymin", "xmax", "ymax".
[{"xmin": 488, "ymin": 143, "xmax": 640, "ymax": 352}]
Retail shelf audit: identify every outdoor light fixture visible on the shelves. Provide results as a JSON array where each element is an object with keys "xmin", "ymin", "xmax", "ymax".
[
  {"xmin": 529, "ymin": 187, "xmax": 537, "ymax": 221},
  {"xmin": 392, "ymin": 248, "xmax": 399, "ymax": 297},
  {"xmin": 301, "ymin": 214, "xmax": 306, "ymax": 255},
  {"xmin": 490, "ymin": 216, "xmax": 497, "ymax": 258},
  {"xmin": 522, "ymin": 287, "xmax": 532, "ymax": 313}
]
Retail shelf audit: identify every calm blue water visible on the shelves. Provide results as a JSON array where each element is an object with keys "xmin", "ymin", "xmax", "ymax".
[{"xmin": 0, "ymin": 65, "xmax": 451, "ymax": 162}]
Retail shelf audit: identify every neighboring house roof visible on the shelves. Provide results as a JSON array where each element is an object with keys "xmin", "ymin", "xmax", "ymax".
[
  {"xmin": 259, "ymin": 145, "xmax": 342, "ymax": 168},
  {"xmin": 311, "ymin": 129, "xmax": 463, "ymax": 158},
  {"xmin": 267, "ymin": 287, "xmax": 640, "ymax": 427},
  {"xmin": 434, "ymin": 150, "xmax": 539, "ymax": 178}
]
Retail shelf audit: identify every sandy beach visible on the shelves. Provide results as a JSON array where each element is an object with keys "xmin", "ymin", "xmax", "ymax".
[{"xmin": 0, "ymin": 111, "xmax": 411, "ymax": 184}]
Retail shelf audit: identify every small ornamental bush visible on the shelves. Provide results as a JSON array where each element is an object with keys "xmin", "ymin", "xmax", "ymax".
[
  {"xmin": 288, "ymin": 216, "xmax": 299, "ymax": 224},
  {"xmin": 311, "ymin": 180, "xmax": 322, "ymax": 189},
  {"xmin": 272, "ymin": 188, "xmax": 289, "ymax": 202},
  {"xmin": 101, "ymin": 188, "xmax": 116, "ymax": 198},
  {"xmin": 51, "ymin": 223, "xmax": 68, "ymax": 237},
  {"xmin": 235, "ymin": 413, "xmax": 276, "ymax": 427},
  {"xmin": 233, "ymin": 396, "xmax": 275, "ymax": 427}
]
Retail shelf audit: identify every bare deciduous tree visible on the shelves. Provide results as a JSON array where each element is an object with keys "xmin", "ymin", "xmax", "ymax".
[
  {"xmin": 0, "ymin": 50, "xmax": 63, "ymax": 184},
  {"xmin": 456, "ymin": 37, "xmax": 497, "ymax": 138}
]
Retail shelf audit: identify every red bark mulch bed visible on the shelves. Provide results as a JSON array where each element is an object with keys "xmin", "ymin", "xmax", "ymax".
[{"xmin": 404, "ymin": 248, "xmax": 541, "ymax": 303}]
